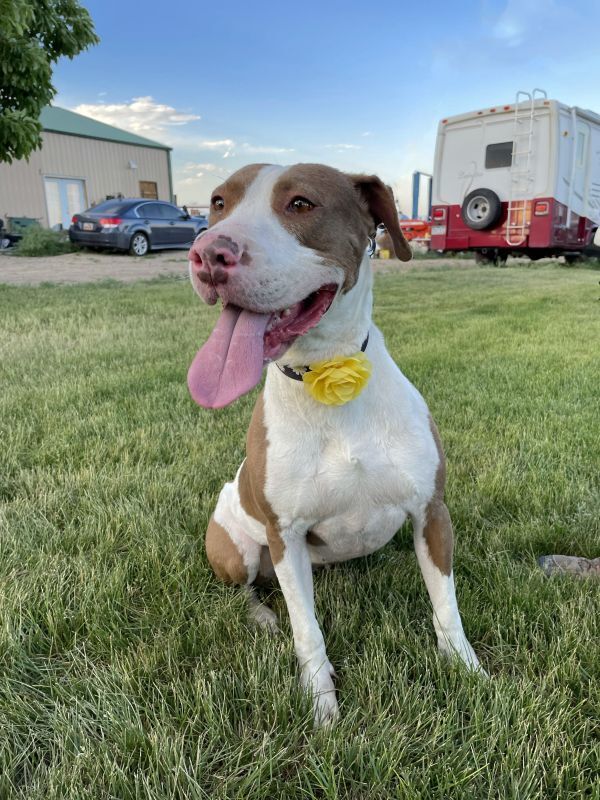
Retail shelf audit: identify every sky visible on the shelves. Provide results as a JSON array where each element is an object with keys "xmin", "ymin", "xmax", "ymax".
[{"xmin": 53, "ymin": 0, "xmax": 600, "ymax": 212}]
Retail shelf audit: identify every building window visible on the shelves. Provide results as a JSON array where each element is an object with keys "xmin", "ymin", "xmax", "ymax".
[
  {"xmin": 139, "ymin": 181, "xmax": 158, "ymax": 199},
  {"xmin": 485, "ymin": 141, "xmax": 513, "ymax": 169}
]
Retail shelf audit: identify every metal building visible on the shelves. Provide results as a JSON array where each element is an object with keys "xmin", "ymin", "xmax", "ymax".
[{"xmin": 0, "ymin": 106, "xmax": 173, "ymax": 229}]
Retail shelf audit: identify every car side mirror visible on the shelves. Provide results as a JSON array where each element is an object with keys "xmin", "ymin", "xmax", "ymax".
[{"xmin": 180, "ymin": 213, "xmax": 190, "ymax": 220}]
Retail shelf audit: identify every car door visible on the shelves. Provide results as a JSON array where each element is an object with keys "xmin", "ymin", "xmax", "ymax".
[
  {"xmin": 137, "ymin": 202, "xmax": 168, "ymax": 246},
  {"xmin": 159, "ymin": 203, "xmax": 198, "ymax": 246}
]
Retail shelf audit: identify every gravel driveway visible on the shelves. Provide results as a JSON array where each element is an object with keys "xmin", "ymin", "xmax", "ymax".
[{"xmin": 0, "ymin": 248, "xmax": 477, "ymax": 287}]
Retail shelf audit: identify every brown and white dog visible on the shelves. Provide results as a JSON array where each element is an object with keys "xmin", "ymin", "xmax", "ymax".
[{"xmin": 187, "ymin": 163, "xmax": 483, "ymax": 726}]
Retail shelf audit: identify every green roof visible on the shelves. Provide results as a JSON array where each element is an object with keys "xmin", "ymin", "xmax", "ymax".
[{"xmin": 40, "ymin": 106, "xmax": 171, "ymax": 151}]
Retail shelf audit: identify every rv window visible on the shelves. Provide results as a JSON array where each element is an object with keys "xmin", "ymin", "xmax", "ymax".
[{"xmin": 485, "ymin": 142, "xmax": 513, "ymax": 169}]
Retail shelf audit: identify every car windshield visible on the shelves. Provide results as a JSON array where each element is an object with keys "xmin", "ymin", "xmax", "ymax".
[{"xmin": 87, "ymin": 200, "xmax": 135, "ymax": 215}]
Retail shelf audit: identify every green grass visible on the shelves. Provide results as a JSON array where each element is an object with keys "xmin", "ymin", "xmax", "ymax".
[{"xmin": 0, "ymin": 262, "xmax": 598, "ymax": 799}]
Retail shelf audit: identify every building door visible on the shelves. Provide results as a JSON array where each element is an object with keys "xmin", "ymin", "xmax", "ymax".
[
  {"xmin": 44, "ymin": 178, "xmax": 86, "ymax": 229},
  {"xmin": 139, "ymin": 181, "xmax": 158, "ymax": 199}
]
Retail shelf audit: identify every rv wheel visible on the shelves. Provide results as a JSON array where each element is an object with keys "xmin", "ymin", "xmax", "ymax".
[
  {"xmin": 564, "ymin": 253, "xmax": 583, "ymax": 265},
  {"xmin": 462, "ymin": 189, "xmax": 502, "ymax": 230},
  {"xmin": 475, "ymin": 250, "xmax": 507, "ymax": 267}
]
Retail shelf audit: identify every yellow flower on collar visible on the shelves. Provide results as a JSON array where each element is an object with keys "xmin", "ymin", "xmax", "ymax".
[{"xmin": 302, "ymin": 351, "xmax": 372, "ymax": 405}]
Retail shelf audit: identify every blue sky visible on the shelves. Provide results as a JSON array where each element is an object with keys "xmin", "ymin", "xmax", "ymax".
[{"xmin": 53, "ymin": 0, "xmax": 600, "ymax": 210}]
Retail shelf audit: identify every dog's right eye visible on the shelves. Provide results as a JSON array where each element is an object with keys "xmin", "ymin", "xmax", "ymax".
[{"xmin": 212, "ymin": 196, "xmax": 225, "ymax": 211}]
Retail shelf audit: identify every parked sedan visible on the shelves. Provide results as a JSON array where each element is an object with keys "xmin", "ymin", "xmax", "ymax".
[{"xmin": 69, "ymin": 199, "xmax": 208, "ymax": 256}]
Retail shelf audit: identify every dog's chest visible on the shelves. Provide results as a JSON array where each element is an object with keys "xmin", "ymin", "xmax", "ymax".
[
  {"xmin": 263, "ymin": 386, "xmax": 437, "ymax": 560},
  {"xmin": 314, "ymin": 431, "xmax": 413, "ymax": 509},
  {"xmin": 307, "ymin": 432, "xmax": 413, "ymax": 560}
]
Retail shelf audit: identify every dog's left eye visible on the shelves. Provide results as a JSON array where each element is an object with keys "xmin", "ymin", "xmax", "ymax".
[{"xmin": 288, "ymin": 197, "xmax": 315, "ymax": 213}]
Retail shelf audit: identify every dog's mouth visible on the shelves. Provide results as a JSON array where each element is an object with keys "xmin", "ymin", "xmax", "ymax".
[
  {"xmin": 188, "ymin": 284, "xmax": 338, "ymax": 408},
  {"xmin": 263, "ymin": 284, "xmax": 338, "ymax": 360}
]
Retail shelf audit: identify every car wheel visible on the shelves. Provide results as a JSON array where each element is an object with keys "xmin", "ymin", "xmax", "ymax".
[
  {"xmin": 129, "ymin": 231, "xmax": 149, "ymax": 256},
  {"xmin": 461, "ymin": 189, "xmax": 502, "ymax": 230}
]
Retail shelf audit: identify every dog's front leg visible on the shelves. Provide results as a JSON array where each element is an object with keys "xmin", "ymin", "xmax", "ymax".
[
  {"xmin": 268, "ymin": 525, "xmax": 338, "ymax": 727},
  {"xmin": 413, "ymin": 503, "xmax": 483, "ymax": 672}
]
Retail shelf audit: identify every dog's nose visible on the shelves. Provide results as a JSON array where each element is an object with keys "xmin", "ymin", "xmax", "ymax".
[{"xmin": 189, "ymin": 235, "xmax": 243, "ymax": 285}]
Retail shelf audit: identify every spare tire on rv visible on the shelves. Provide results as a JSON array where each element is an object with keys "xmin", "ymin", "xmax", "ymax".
[{"xmin": 461, "ymin": 188, "xmax": 502, "ymax": 230}]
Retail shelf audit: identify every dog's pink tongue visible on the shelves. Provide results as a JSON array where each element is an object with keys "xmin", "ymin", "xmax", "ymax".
[{"xmin": 188, "ymin": 305, "xmax": 270, "ymax": 408}]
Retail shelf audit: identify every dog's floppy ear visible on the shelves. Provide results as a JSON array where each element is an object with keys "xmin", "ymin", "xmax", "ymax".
[{"xmin": 349, "ymin": 174, "xmax": 412, "ymax": 262}]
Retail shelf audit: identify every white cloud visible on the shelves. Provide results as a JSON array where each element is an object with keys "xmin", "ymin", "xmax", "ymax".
[
  {"xmin": 198, "ymin": 139, "xmax": 235, "ymax": 149},
  {"xmin": 72, "ymin": 96, "xmax": 200, "ymax": 142},
  {"xmin": 193, "ymin": 139, "xmax": 235, "ymax": 158},
  {"xmin": 492, "ymin": 0, "xmax": 561, "ymax": 47},
  {"xmin": 324, "ymin": 143, "xmax": 361, "ymax": 150},
  {"xmin": 240, "ymin": 143, "xmax": 296, "ymax": 154},
  {"xmin": 182, "ymin": 162, "xmax": 223, "ymax": 173},
  {"xmin": 71, "ymin": 97, "xmax": 295, "ymax": 163},
  {"xmin": 179, "ymin": 163, "xmax": 232, "ymax": 181},
  {"xmin": 191, "ymin": 140, "xmax": 296, "ymax": 159},
  {"xmin": 175, "ymin": 170, "xmax": 227, "ymax": 205}
]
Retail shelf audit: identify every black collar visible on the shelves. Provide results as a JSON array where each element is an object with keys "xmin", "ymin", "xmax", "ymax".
[{"xmin": 276, "ymin": 334, "xmax": 370, "ymax": 381}]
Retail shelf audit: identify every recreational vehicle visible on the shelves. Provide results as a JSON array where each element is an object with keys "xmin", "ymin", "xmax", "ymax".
[{"xmin": 429, "ymin": 91, "xmax": 600, "ymax": 264}]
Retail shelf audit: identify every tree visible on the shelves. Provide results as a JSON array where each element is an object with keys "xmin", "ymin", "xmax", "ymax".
[{"xmin": 0, "ymin": 0, "xmax": 99, "ymax": 163}]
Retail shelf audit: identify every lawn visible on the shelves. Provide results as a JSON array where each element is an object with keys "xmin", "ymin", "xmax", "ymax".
[{"xmin": 0, "ymin": 262, "xmax": 598, "ymax": 799}]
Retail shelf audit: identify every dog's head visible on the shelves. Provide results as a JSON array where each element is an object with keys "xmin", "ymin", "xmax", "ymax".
[{"xmin": 187, "ymin": 163, "xmax": 411, "ymax": 408}]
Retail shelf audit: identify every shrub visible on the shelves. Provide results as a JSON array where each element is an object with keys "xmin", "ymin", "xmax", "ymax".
[{"xmin": 15, "ymin": 227, "xmax": 75, "ymax": 257}]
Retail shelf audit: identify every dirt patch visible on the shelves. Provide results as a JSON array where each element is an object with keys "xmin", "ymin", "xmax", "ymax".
[
  {"xmin": 0, "ymin": 248, "xmax": 477, "ymax": 287},
  {"xmin": 0, "ymin": 249, "xmax": 190, "ymax": 286}
]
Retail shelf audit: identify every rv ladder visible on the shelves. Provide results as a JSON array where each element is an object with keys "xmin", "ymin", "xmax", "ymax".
[{"xmin": 506, "ymin": 88, "xmax": 547, "ymax": 246}]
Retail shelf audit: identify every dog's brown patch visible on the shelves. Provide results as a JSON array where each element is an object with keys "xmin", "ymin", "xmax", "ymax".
[
  {"xmin": 271, "ymin": 164, "xmax": 374, "ymax": 292},
  {"xmin": 428, "ymin": 416, "xmax": 446, "ymax": 499},
  {"xmin": 423, "ymin": 505, "xmax": 453, "ymax": 576},
  {"xmin": 209, "ymin": 164, "xmax": 268, "ymax": 225},
  {"xmin": 422, "ymin": 416, "xmax": 453, "ymax": 576},
  {"xmin": 205, "ymin": 516, "xmax": 248, "ymax": 584},
  {"xmin": 238, "ymin": 393, "xmax": 285, "ymax": 564}
]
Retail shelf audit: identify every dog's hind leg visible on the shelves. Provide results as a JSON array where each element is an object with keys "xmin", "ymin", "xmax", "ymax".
[
  {"xmin": 205, "ymin": 511, "xmax": 279, "ymax": 632},
  {"xmin": 243, "ymin": 585, "xmax": 280, "ymax": 633}
]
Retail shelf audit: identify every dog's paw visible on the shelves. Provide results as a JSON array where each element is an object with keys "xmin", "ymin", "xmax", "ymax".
[
  {"xmin": 301, "ymin": 659, "xmax": 339, "ymax": 728},
  {"xmin": 248, "ymin": 602, "xmax": 280, "ymax": 634},
  {"xmin": 438, "ymin": 635, "xmax": 489, "ymax": 678},
  {"xmin": 245, "ymin": 586, "xmax": 280, "ymax": 634},
  {"xmin": 312, "ymin": 685, "xmax": 339, "ymax": 728}
]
